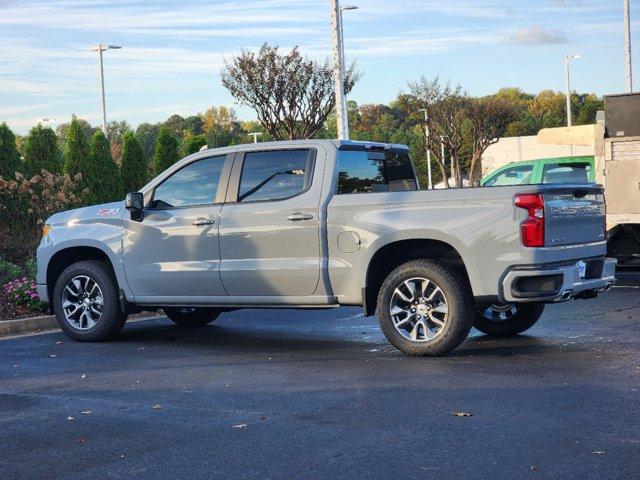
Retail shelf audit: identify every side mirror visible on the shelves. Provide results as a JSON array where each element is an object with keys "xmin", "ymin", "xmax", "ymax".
[{"xmin": 125, "ymin": 192, "xmax": 144, "ymax": 221}]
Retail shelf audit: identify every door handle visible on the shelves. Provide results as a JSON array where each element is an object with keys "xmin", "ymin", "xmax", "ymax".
[
  {"xmin": 286, "ymin": 212, "xmax": 314, "ymax": 221},
  {"xmin": 193, "ymin": 218, "xmax": 215, "ymax": 226}
]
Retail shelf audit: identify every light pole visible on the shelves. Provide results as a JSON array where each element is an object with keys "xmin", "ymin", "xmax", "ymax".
[
  {"xmin": 330, "ymin": 0, "xmax": 349, "ymax": 140},
  {"xmin": 248, "ymin": 132, "xmax": 263, "ymax": 143},
  {"xmin": 564, "ymin": 53, "xmax": 580, "ymax": 127},
  {"xmin": 624, "ymin": 0, "xmax": 633, "ymax": 92},
  {"xmin": 90, "ymin": 44, "xmax": 121, "ymax": 136},
  {"xmin": 418, "ymin": 108, "xmax": 433, "ymax": 189},
  {"xmin": 440, "ymin": 136, "xmax": 447, "ymax": 187}
]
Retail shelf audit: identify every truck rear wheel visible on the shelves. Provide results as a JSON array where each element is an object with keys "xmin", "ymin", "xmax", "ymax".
[
  {"xmin": 376, "ymin": 260, "xmax": 474, "ymax": 356},
  {"xmin": 164, "ymin": 307, "xmax": 220, "ymax": 327},
  {"xmin": 52, "ymin": 260, "xmax": 127, "ymax": 342},
  {"xmin": 473, "ymin": 303, "xmax": 545, "ymax": 337}
]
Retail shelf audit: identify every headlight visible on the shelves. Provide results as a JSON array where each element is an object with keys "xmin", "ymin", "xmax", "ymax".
[{"xmin": 42, "ymin": 224, "xmax": 52, "ymax": 237}]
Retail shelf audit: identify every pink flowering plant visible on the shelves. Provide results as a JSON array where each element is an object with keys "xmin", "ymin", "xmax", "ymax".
[{"xmin": 3, "ymin": 276, "xmax": 46, "ymax": 312}]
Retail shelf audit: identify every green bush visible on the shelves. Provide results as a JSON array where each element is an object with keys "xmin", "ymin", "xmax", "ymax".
[
  {"xmin": 23, "ymin": 125, "xmax": 63, "ymax": 176},
  {"xmin": 0, "ymin": 123, "xmax": 21, "ymax": 179},
  {"xmin": 0, "ymin": 260, "xmax": 22, "ymax": 284},
  {"xmin": 181, "ymin": 134, "xmax": 207, "ymax": 156},
  {"xmin": 152, "ymin": 126, "xmax": 180, "ymax": 175},
  {"xmin": 121, "ymin": 132, "xmax": 147, "ymax": 192},
  {"xmin": 90, "ymin": 130, "xmax": 124, "ymax": 203},
  {"xmin": 64, "ymin": 118, "xmax": 95, "ymax": 204}
]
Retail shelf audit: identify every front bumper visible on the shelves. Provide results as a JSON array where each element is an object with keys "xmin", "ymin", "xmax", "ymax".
[
  {"xmin": 501, "ymin": 257, "xmax": 617, "ymax": 303},
  {"xmin": 37, "ymin": 284, "xmax": 50, "ymax": 305}
]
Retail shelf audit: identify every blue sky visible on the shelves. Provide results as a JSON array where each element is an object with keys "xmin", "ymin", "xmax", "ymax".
[{"xmin": 0, "ymin": 0, "xmax": 638, "ymax": 133}]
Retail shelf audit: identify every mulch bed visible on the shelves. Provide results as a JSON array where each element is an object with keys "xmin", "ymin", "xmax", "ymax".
[{"xmin": 0, "ymin": 287, "xmax": 48, "ymax": 321}]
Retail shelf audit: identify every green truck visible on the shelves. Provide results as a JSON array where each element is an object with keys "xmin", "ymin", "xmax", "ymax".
[{"xmin": 481, "ymin": 156, "xmax": 596, "ymax": 187}]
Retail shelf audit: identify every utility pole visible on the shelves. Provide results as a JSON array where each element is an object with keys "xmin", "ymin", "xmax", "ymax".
[
  {"xmin": 90, "ymin": 44, "xmax": 121, "ymax": 136},
  {"xmin": 440, "ymin": 137, "xmax": 446, "ymax": 187},
  {"xmin": 329, "ymin": 0, "xmax": 348, "ymax": 140},
  {"xmin": 564, "ymin": 54, "xmax": 580, "ymax": 127},
  {"xmin": 419, "ymin": 108, "xmax": 433, "ymax": 189},
  {"xmin": 624, "ymin": 0, "xmax": 633, "ymax": 92}
]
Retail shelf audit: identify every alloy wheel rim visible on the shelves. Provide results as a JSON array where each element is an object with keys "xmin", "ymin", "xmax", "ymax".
[
  {"xmin": 482, "ymin": 304, "xmax": 519, "ymax": 322},
  {"xmin": 61, "ymin": 275, "xmax": 104, "ymax": 330},
  {"xmin": 389, "ymin": 277, "xmax": 449, "ymax": 342}
]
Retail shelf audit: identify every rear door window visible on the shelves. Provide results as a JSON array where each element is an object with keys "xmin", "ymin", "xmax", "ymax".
[
  {"xmin": 337, "ymin": 150, "xmax": 417, "ymax": 194},
  {"xmin": 237, "ymin": 149, "xmax": 314, "ymax": 202},
  {"xmin": 542, "ymin": 163, "xmax": 591, "ymax": 183},
  {"xmin": 484, "ymin": 165, "xmax": 533, "ymax": 187}
]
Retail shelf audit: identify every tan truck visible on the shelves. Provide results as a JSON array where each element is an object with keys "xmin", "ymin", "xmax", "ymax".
[{"xmin": 538, "ymin": 106, "xmax": 640, "ymax": 265}]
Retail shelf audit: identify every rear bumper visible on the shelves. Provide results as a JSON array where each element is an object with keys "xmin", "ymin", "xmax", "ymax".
[{"xmin": 501, "ymin": 257, "xmax": 617, "ymax": 303}]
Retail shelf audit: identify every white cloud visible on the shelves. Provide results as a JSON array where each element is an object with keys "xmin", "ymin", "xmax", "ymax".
[{"xmin": 506, "ymin": 26, "xmax": 568, "ymax": 45}]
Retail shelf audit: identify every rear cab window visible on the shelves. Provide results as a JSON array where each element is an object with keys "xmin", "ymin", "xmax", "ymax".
[
  {"xmin": 337, "ymin": 148, "xmax": 418, "ymax": 194},
  {"xmin": 542, "ymin": 162, "xmax": 592, "ymax": 183}
]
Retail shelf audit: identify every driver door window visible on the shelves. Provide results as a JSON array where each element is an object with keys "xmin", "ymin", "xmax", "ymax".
[
  {"xmin": 152, "ymin": 156, "xmax": 224, "ymax": 208},
  {"xmin": 484, "ymin": 165, "xmax": 533, "ymax": 186}
]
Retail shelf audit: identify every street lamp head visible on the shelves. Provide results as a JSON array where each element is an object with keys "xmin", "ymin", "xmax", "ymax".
[
  {"xmin": 566, "ymin": 53, "xmax": 581, "ymax": 60},
  {"xmin": 341, "ymin": 5, "xmax": 359, "ymax": 11},
  {"xmin": 90, "ymin": 44, "xmax": 123, "ymax": 52}
]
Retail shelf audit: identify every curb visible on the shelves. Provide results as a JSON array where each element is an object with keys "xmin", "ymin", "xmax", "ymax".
[
  {"xmin": 0, "ymin": 312, "xmax": 165, "ymax": 338},
  {"xmin": 0, "ymin": 315, "xmax": 59, "ymax": 337}
]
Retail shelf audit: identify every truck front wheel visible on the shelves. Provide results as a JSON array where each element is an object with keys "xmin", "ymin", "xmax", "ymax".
[
  {"xmin": 473, "ymin": 303, "xmax": 545, "ymax": 337},
  {"xmin": 376, "ymin": 260, "xmax": 474, "ymax": 356},
  {"xmin": 164, "ymin": 307, "xmax": 220, "ymax": 327},
  {"xmin": 52, "ymin": 260, "xmax": 127, "ymax": 342}
]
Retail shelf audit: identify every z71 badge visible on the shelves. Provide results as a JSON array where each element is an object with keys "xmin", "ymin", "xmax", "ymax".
[{"xmin": 98, "ymin": 208, "xmax": 120, "ymax": 216}]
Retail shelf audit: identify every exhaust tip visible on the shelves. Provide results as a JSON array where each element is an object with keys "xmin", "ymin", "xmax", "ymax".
[
  {"xmin": 561, "ymin": 291, "xmax": 572, "ymax": 300},
  {"xmin": 604, "ymin": 283, "xmax": 612, "ymax": 292}
]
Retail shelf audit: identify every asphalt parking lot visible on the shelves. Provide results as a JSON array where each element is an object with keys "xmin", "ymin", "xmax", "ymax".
[{"xmin": 1, "ymin": 273, "xmax": 639, "ymax": 480}]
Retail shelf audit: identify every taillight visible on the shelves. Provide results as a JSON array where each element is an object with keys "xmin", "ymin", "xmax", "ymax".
[{"xmin": 515, "ymin": 193, "xmax": 545, "ymax": 247}]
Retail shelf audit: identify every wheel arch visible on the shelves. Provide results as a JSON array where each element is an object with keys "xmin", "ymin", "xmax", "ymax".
[
  {"xmin": 363, "ymin": 238, "xmax": 473, "ymax": 317},
  {"xmin": 46, "ymin": 246, "xmax": 119, "ymax": 307}
]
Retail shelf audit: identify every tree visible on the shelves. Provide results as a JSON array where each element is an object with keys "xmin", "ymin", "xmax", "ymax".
[
  {"xmin": 121, "ymin": 133, "xmax": 148, "ymax": 192},
  {"xmin": 408, "ymin": 77, "xmax": 470, "ymax": 188},
  {"xmin": 56, "ymin": 117, "xmax": 98, "ymax": 152},
  {"xmin": 106, "ymin": 120, "xmax": 133, "ymax": 165},
  {"xmin": 23, "ymin": 125, "xmax": 63, "ymax": 176},
  {"xmin": 64, "ymin": 118, "xmax": 95, "ymax": 203},
  {"xmin": 221, "ymin": 43, "xmax": 360, "ymax": 140},
  {"xmin": 135, "ymin": 122, "xmax": 161, "ymax": 160},
  {"xmin": 202, "ymin": 106, "xmax": 238, "ymax": 132},
  {"xmin": 181, "ymin": 133, "xmax": 207, "ymax": 156},
  {"xmin": 0, "ymin": 123, "xmax": 21, "ymax": 178},
  {"xmin": 465, "ymin": 96, "xmax": 515, "ymax": 185},
  {"xmin": 90, "ymin": 130, "xmax": 124, "ymax": 203},
  {"xmin": 152, "ymin": 127, "xmax": 180, "ymax": 174}
]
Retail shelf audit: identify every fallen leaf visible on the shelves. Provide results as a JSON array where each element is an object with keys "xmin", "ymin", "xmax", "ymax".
[
  {"xmin": 530, "ymin": 465, "xmax": 538, "ymax": 471},
  {"xmin": 75, "ymin": 437, "xmax": 85, "ymax": 444},
  {"xmin": 232, "ymin": 424, "xmax": 247, "ymax": 429},
  {"xmin": 451, "ymin": 412, "xmax": 472, "ymax": 417},
  {"xmin": 67, "ymin": 416, "xmax": 75, "ymax": 421},
  {"xmin": 152, "ymin": 404, "xmax": 162, "ymax": 410},
  {"xmin": 81, "ymin": 374, "xmax": 87, "ymax": 379},
  {"xmin": 49, "ymin": 354, "xmax": 58, "ymax": 358},
  {"xmin": 56, "ymin": 341, "xmax": 62, "ymax": 345},
  {"xmin": 593, "ymin": 451, "xmax": 605, "ymax": 455},
  {"xmin": 82, "ymin": 411, "xmax": 92, "ymax": 415}
]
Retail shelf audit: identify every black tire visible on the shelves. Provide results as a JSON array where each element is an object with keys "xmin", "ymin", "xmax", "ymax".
[
  {"xmin": 376, "ymin": 259, "xmax": 474, "ymax": 356},
  {"xmin": 473, "ymin": 303, "xmax": 545, "ymax": 337},
  {"xmin": 52, "ymin": 260, "xmax": 127, "ymax": 342},
  {"xmin": 164, "ymin": 307, "xmax": 220, "ymax": 327}
]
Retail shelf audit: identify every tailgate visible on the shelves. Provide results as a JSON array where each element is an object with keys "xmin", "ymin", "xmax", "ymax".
[{"xmin": 543, "ymin": 185, "xmax": 606, "ymax": 247}]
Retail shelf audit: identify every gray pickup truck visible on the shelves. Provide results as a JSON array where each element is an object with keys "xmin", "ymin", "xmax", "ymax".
[{"xmin": 36, "ymin": 139, "xmax": 616, "ymax": 356}]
